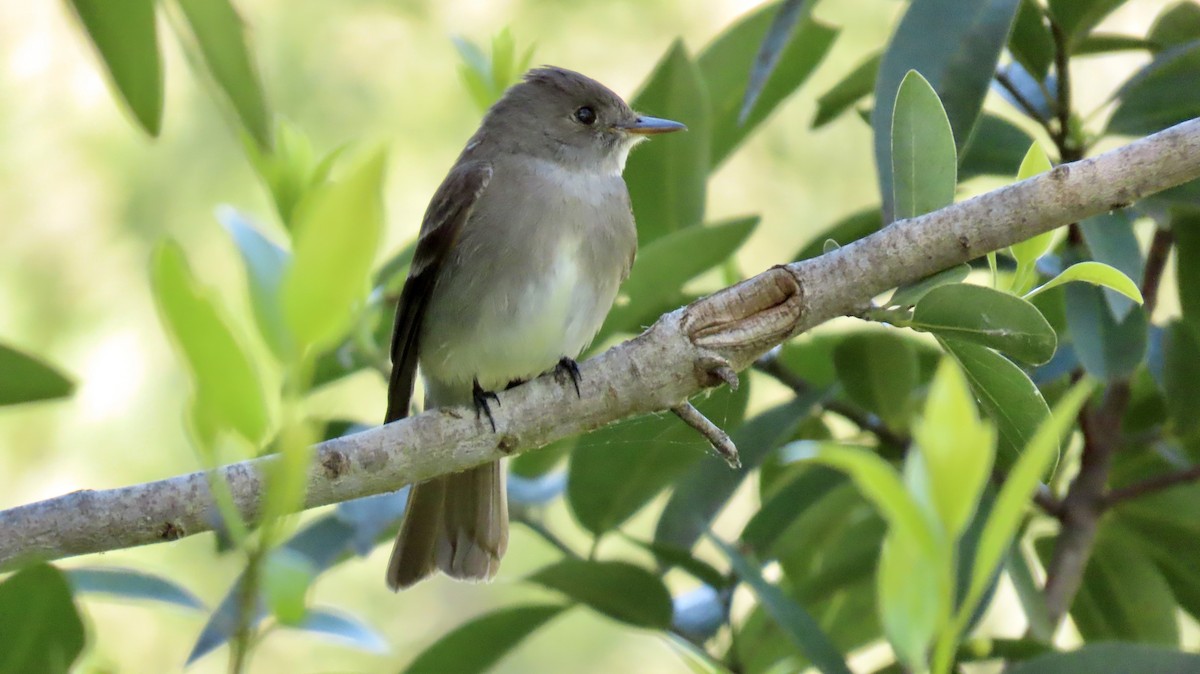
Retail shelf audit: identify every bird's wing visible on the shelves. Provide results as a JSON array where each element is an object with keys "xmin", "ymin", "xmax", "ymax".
[{"xmin": 384, "ymin": 160, "xmax": 493, "ymax": 423}]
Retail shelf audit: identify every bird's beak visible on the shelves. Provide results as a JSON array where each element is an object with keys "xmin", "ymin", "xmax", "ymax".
[{"xmin": 615, "ymin": 116, "xmax": 687, "ymax": 135}]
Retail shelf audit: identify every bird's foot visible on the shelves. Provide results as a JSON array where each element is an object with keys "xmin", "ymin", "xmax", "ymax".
[
  {"xmin": 472, "ymin": 378, "xmax": 500, "ymax": 432},
  {"xmin": 554, "ymin": 357, "xmax": 582, "ymax": 398}
]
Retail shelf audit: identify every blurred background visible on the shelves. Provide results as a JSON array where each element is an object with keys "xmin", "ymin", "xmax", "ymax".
[{"xmin": 0, "ymin": 0, "xmax": 1174, "ymax": 671}]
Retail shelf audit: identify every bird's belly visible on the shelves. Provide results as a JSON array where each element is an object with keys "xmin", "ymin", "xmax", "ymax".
[{"xmin": 421, "ymin": 240, "xmax": 615, "ymax": 393}]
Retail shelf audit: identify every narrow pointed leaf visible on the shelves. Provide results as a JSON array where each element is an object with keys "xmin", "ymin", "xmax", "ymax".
[
  {"xmin": 403, "ymin": 604, "xmax": 564, "ymax": 674},
  {"xmin": 67, "ymin": 0, "xmax": 162, "ymax": 135},
  {"xmin": 813, "ymin": 52, "xmax": 881, "ymax": 128},
  {"xmin": 283, "ymin": 149, "xmax": 387, "ymax": 350},
  {"xmin": 1025, "ymin": 261, "xmax": 1143, "ymax": 303},
  {"xmin": 739, "ymin": 0, "xmax": 815, "ymax": 122},
  {"xmin": 711, "ymin": 536, "xmax": 852, "ymax": 674},
  {"xmin": 0, "ymin": 343, "xmax": 74, "ymax": 406},
  {"xmin": 177, "ymin": 0, "xmax": 271, "ymax": 149},
  {"xmin": 294, "ymin": 608, "xmax": 388, "ymax": 653},
  {"xmin": 219, "ymin": 208, "xmax": 292, "ymax": 359},
  {"xmin": 1108, "ymin": 40, "xmax": 1200, "ymax": 136},
  {"xmin": 67, "ymin": 567, "xmax": 204, "ymax": 611}
]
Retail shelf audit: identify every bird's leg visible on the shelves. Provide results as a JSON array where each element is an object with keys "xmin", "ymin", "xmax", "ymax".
[
  {"xmin": 554, "ymin": 357, "xmax": 582, "ymax": 398},
  {"xmin": 504, "ymin": 378, "xmax": 526, "ymax": 390},
  {"xmin": 472, "ymin": 378, "xmax": 500, "ymax": 432}
]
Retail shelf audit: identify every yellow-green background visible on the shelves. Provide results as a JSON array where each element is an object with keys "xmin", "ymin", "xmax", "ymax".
[{"xmin": 0, "ymin": 1, "xmax": 1171, "ymax": 671}]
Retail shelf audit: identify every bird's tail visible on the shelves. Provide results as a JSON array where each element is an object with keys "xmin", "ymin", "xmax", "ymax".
[{"xmin": 386, "ymin": 460, "xmax": 508, "ymax": 590}]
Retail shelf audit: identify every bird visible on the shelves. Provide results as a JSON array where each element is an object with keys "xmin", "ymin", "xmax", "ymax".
[{"xmin": 384, "ymin": 66, "xmax": 685, "ymax": 590}]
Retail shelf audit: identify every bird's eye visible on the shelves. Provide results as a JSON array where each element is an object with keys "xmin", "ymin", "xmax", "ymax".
[{"xmin": 574, "ymin": 106, "xmax": 597, "ymax": 125}]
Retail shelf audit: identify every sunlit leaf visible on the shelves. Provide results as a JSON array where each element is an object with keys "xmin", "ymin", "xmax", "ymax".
[
  {"xmin": 264, "ymin": 548, "xmax": 316, "ymax": 626},
  {"xmin": 151, "ymin": 241, "xmax": 270, "ymax": 446},
  {"xmin": 283, "ymin": 149, "xmax": 387, "ymax": 351},
  {"xmin": 874, "ymin": 0, "xmax": 1020, "ymax": 222},
  {"xmin": 891, "ymin": 70, "xmax": 958, "ymax": 220},
  {"xmin": 1025, "ymin": 261, "xmax": 1143, "ymax": 304}
]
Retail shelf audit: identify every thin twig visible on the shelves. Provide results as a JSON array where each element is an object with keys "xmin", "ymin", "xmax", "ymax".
[
  {"xmin": 994, "ymin": 69, "xmax": 1053, "ymax": 134},
  {"xmin": 514, "ymin": 514, "xmax": 581, "ymax": 559},
  {"xmin": 1049, "ymin": 19, "xmax": 1080, "ymax": 161},
  {"xmin": 672, "ymin": 402, "xmax": 741, "ymax": 469},
  {"xmin": 1141, "ymin": 227, "xmax": 1174, "ymax": 318},
  {"xmin": 1104, "ymin": 465, "xmax": 1200, "ymax": 507}
]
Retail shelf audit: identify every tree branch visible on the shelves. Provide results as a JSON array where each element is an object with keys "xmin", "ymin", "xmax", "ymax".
[
  {"xmin": 1104, "ymin": 464, "xmax": 1200, "ymax": 507},
  {"xmin": 4, "ymin": 118, "xmax": 1200, "ymax": 570}
]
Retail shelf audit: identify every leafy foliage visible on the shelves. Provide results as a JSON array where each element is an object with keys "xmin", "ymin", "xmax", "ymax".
[{"xmin": 13, "ymin": 0, "xmax": 1200, "ymax": 672}]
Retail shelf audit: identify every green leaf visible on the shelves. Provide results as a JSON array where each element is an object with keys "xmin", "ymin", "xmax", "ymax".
[
  {"xmin": 792, "ymin": 209, "xmax": 881, "ymax": 261},
  {"xmin": 739, "ymin": 0, "xmax": 816, "ymax": 123},
  {"xmin": 0, "ymin": 343, "xmax": 75, "ymax": 407},
  {"xmin": 1164, "ymin": 321, "xmax": 1200, "ymax": 439},
  {"xmin": 913, "ymin": 359, "xmax": 996, "ymax": 538},
  {"xmin": 891, "ymin": 70, "xmax": 958, "ymax": 220},
  {"xmin": 1025, "ymin": 261, "xmax": 1144, "ymax": 304},
  {"xmin": 1064, "ymin": 282, "xmax": 1148, "ymax": 380},
  {"xmin": 959, "ymin": 114, "xmax": 1036, "ymax": 182},
  {"xmin": 655, "ymin": 392, "xmax": 822, "ymax": 551},
  {"xmin": 1069, "ymin": 526, "xmax": 1179, "ymax": 644},
  {"xmin": 781, "ymin": 442, "xmax": 939, "ymax": 556},
  {"xmin": 742, "ymin": 467, "xmax": 845, "ymax": 556},
  {"xmin": 1075, "ymin": 33, "xmax": 1158, "ymax": 54},
  {"xmin": 527, "ymin": 560, "xmax": 671, "ymax": 628},
  {"xmin": 938, "ymin": 338, "xmax": 1051, "ymax": 463},
  {"xmin": 1172, "ymin": 207, "xmax": 1200, "ymax": 337},
  {"xmin": 567, "ymin": 382, "xmax": 748, "ymax": 535},
  {"xmin": 626, "ymin": 537, "xmax": 728, "ymax": 589},
  {"xmin": 1008, "ymin": 143, "xmax": 1057, "ymax": 287},
  {"xmin": 877, "ymin": 533, "xmax": 942, "ymax": 672},
  {"xmin": 1108, "ymin": 40, "xmax": 1200, "ymax": 136},
  {"xmin": 813, "ymin": 52, "xmax": 880, "ymax": 128},
  {"xmin": 912, "ymin": 284, "xmax": 1057, "ymax": 365},
  {"xmin": 832, "ymin": 332, "xmax": 917, "ymax": 430},
  {"xmin": 597, "ymin": 216, "xmax": 758, "ymax": 341},
  {"xmin": 711, "ymin": 537, "xmax": 852, "ymax": 674},
  {"xmin": 176, "ymin": 0, "xmax": 271, "ymax": 150},
  {"xmin": 66, "ymin": 567, "xmax": 204, "ymax": 611},
  {"xmin": 403, "ymin": 604, "xmax": 564, "ymax": 674},
  {"xmin": 1078, "ymin": 212, "xmax": 1143, "ymax": 320},
  {"xmin": 220, "ymin": 208, "xmax": 293, "ymax": 360},
  {"xmin": 0, "ymin": 564, "xmax": 85, "ymax": 674},
  {"xmin": 1008, "ymin": 0, "xmax": 1054, "ymax": 80},
  {"xmin": 956, "ymin": 379, "xmax": 1093, "ymax": 632},
  {"xmin": 888, "ymin": 264, "xmax": 971, "ymax": 308},
  {"xmin": 625, "ymin": 41, "xmax": 711, "ymax": 245},
  {"xmin": 1149, "ymin": 2, "xmax": 1200, "ymax": 50},
  {"xmin": 151, "ymin": 241, "xmax": 270, "ymax": 446},
  {"xmin": 1007, "ymin": 643, "xmax": 1200, "ymax": 674},
  {"xmin": 283, "ymin": 148, "xmax": 387, "ymax": 351},
  {"xmin": 1047, "ymin": 0, "xmax": 1128, "ymax": 48},
  {"xmin": 264, "ymin": 548, "xmax": 316, "ymax": 626},
  {"xmin": 874, "ymin": 0, "xmax": 1020, "ymax": 222},
  {"xmin": 697, "ymin": 2, "xmax": 838, "ymax": 168},
  {"xmin": 67, "ymin": 0, "xmax": 162, "ymax": 136}
]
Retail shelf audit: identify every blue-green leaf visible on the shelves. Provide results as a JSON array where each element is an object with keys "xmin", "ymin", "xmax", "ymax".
[
  {"xmin": 1108, "ymin": 40, "xmax": 1200, "ymax": 136},
  {"xmin": 219, "ymin": 208, "xmax": 293, "ymax": 359},
  {"xmin": 1007, "ymin": 643, "xmax": 1200, "ymax": 674},
  {"xmin": 67, "ymin": 567, "xmax": 204, "ymax": 611},
  {"xmin": 293, "ymin": 608, "xmax": 388, "ymax": 653}
]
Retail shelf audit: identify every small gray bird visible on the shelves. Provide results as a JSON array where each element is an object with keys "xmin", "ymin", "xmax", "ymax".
[{"xmin": 384, "ymin": 66, "xmax": 685, "ymax": 589}]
